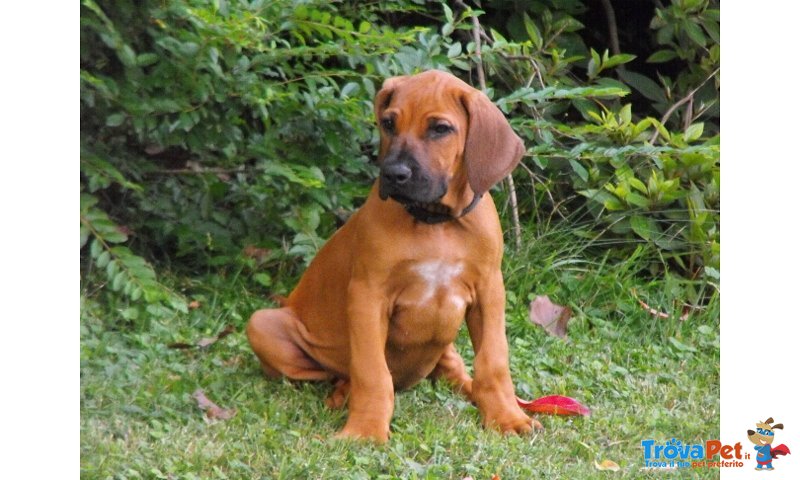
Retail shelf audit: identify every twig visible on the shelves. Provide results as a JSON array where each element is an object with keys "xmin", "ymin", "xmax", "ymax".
[
  {"xmin": 456, "ymin": 0, "xmax": 486, "ymax": 88},
  {"xmin": 600, "ymin": 0, "xmax": 622, "ymax": 57},
  {"xmin": 631, "ymin": 288, "xmax": 690, "ymax": 321},
  {"xmin": 455, "ymin": 0, "xmax": 523, "ymax": 249},
  {"xmin": 506, "ymin": 172, "xmax": 523, "ymax": 249},
  {"xmin": 683, "ymin": 94, "xmax": 694, "ymax": 131},
  {"xmin": 648, "ymin": 67, "xmax": 720, "ymax": 144},
  {"xmin": 517, "ymin": 161, "xmax": 539, "ymax": 222}
]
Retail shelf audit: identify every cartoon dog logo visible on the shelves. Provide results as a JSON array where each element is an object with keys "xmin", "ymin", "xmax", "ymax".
[{"xmin": 747, "ymin": 417, "xmax": 791, "ymax": 471}]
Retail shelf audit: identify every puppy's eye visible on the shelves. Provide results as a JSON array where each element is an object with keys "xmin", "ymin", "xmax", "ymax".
[
  {"xmin": 380, "ymin": 118, "xmax": 395, "ymax": 134},
  {"xmin": 430, "ymin": 123, "xmax": 454, "ymax": 137}
]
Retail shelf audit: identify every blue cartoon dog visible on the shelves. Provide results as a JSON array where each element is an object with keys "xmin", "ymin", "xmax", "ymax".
[{"xmin": 747, "ymin": 417, "xmax": 791, "ymax": 471}]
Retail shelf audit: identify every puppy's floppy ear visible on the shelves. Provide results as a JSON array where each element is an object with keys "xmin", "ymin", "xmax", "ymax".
[
  {"xmin": 461, "ymin": 90, "xmax": 525, "ymax": 195},
  {"xmin": 772, "ymin": 423, "xmax": 784, "ymax": 430},
  {"xmin": 374, "ymin": 76, "xmax": 406, "ymax": 120}
]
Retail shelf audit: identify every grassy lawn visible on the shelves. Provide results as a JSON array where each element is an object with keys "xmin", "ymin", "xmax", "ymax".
[{"xmin": 80, "ymin": 227, "xmax": 719, "ymax": 479}]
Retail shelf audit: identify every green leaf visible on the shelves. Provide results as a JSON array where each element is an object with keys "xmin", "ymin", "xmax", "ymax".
[
  {"xmin": 618, "ymin": 70, "xmax": 666, "ymax": 103},
  {"xmin": 340, "ymin": 82, "xmax": 359, "ymax": 98},
  {"xmin": 447, "ymin": 42, "xmax": 462, "ymax": 58},
  {"xmin": 254, "ymin": 273, "xmax": 272, "ymax": 288},
  {"xmin": 112, "ymin": 271, "xmax": 126, "ymax": 292},
  {"xmin": 90, "ymin": 238, "xmax": 102, "ymax": 258},
  {"xmin": 603, "ymin": 197, "xmax": 624, "ymax": 211},
  {"xmin": 136, "ymin": 53, "xmax": 159, "ymax": 67},
  {"xmin": 80, "ymin": 225, "xmax": 90, "ymax": 248},
  {"xmin": 106, "ymin": 259, "xmax": 118, "ymax": 279},
  {"xmin": 442, "ymin": 23, "xmax": 454, "ymax": 37},
  {"xmin": 169, "ymin": 297, "xmax": 188, "ymax": 314},
  {"xmin": 130, "ymin": 287, "xmax": 142, "ymax": 302},
  {"xmin": 704, "ymin": 266, "xmax": 720, "ymax": 280},
  {"xmin": 523, "ymin": 13, "xmax": 542, "ymax": 49},
  {"xmin": 651, "ymin": 119, "xmax": 671, "ymax": 142},
  {"xmin": 684, "ymin": 20, "xmax": 707, "ymax": 47},
  {"xmin": 630, "ymin": 215, "xmax": 659, "ymax": 241},
  {"xmin": 587, "ymin": 48, "xmax": 601, "ymax": 78},
  {"xmin": 604, "ymin": 53, "xmax": 636, "ymax": 70},
  {"xmin": 490, "ymin": 28, "xmax": 507, "ymax": 46},
  {"xmin": 685, "ymin": 123, "xmax": 704, "ymax": 142},
  {"xmin": 626, "ymin": 193, "xmax": 650, "ymax": 208},
  {"xmin": 629, "ymin": 176, "xmax": 647, "ymax": 194},
  {"xmin": 442, "ymin": 3, "xmax": 453, "ymax": 23},
  {"xmin": 669, "ymin": 337, "xmax": 697, "ymax": 353},
  {"xmin": 702, "ymin": 18, "xmax": 720, "ymax": 43},
  {"xmin": 118, "ymin": 45, "xmax": 137, "ymax": 67},
  {"xmin": 96, "ymin": 251, "xmax": 110, "ymax": 268},
  {"xmin": 618, "ymin": 104, "xmax": 632, "ymax": 125},
  {"xmin": 647, "ymin": 49, "xmax": 678, "ymax": 63},
  {"xmin": 105, "ymin": 113, "xmax": 125, "ymax": 127},
  {"xmin": 569, "ymin": 159, "xmax": 589, "ymax": 182}
]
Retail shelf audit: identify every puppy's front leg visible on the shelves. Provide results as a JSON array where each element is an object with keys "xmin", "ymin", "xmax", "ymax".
[
  {"xmin": 335, "ymin": 279, "xmax": 393, "ymax": 443},
  {"xmin": 466, "ymin": 270, "xmax": 537, "ymax": 434}
]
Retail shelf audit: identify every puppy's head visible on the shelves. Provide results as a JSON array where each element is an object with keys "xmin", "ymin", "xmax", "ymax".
[{"xmin": 374, "ymin": 70, "xmax": 524, "ymax": 216}]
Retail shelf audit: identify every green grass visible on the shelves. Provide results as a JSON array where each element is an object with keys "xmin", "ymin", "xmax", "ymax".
[{"xmin": 80, "ymin": 226, "xmax": 719, "ymax": 479}]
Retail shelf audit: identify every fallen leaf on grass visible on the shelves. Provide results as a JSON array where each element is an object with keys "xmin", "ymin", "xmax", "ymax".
[
  {"xmin": 594, "ymin": 459, "xmax": 620, "ymax": 472},
  {"xmin": 168, "ymin": 325, "xmax": 235, "ymax": 349},
  {"xmin": 529, "ymin": 295, "xmax": 572, "ymax": 338},
  {"xmin": 243, "ymin": 245, "xmax": 271, "ymax": 262},
  {"xmin": 188, "ymin": 300, "xmax": 201, "ymax": 309},
  {"xmin": 192, "ymin": 389, "xmax": 237, "ymax": 421},
  {"xmin": 516, "ymin": 395, "xmax": 591, "ymax": 417}
]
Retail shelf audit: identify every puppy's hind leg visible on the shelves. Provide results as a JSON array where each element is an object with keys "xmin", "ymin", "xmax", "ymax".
[
  {"xmin": 246, "ymin": 307, "xmax": 334, "ymax": 381},
  {"xmin": 429, "ymin": 343, "xmax": 474, "ymax": 401}
]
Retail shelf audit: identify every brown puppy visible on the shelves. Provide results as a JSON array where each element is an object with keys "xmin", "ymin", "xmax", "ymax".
[{"xmin": 247, "ymin": 70, "xmax": 535, "ymax": 443}]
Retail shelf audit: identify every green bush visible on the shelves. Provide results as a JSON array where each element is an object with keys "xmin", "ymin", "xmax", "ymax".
[{"xmin": 80, "ymin": 0, "xmax": 720, "ymax": 313}]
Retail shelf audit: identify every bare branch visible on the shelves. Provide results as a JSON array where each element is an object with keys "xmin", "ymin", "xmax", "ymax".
[{"xmin": 648, "ymin": 67, "xmax": 720, "ymax": 144}]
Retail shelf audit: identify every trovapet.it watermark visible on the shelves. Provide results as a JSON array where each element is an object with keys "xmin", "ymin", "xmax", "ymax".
[
  {"xmin": 642, "ymin": 438, "xmax": 746, "ymax": 469},
  {"xmin": 642, "ymin": 416, "xmax": 792, "ymax": 471}
]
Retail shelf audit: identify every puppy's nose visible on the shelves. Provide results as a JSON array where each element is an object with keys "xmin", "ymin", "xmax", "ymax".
[{"xmin": 382, "ymin": 163, "xmax": 412, "ymax": 185}]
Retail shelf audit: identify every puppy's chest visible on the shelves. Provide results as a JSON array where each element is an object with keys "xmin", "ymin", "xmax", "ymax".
[{"xmin": 388, "ymin": 260, "xmax": 471, "ymax": 346}]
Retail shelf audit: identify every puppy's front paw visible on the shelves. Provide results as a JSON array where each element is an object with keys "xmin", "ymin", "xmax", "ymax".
[
  {"xmin": 334, "ymin": 418, "xmax": 390, "ymax": 444},
  {"xmin": 483, "ymin": 406, "xmax": 541, "ymax": 435}
]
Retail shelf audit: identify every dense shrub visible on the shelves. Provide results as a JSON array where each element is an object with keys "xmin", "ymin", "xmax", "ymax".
[{"xmin": 80, "ymin": 0, "xmax": 719, "ymax": 313}]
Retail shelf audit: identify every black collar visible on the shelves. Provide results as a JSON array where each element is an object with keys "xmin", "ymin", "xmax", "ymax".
[{"xmin": 403, "ymin": 194, "xmax": 483, "ymax": 225}]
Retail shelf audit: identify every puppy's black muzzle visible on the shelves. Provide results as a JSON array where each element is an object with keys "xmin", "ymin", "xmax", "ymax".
[{"xmin": 379, "ymin": 150, "xmax": 446, "ymax": 204}]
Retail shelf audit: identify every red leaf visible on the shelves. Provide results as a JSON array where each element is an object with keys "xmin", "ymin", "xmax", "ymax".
[
  {"xmin": 516, "ymin": 395, "xmax": 591, "ymax": 417},
  {"xmin": 528, "ymin": 295, "xmax": 572, "ymax": 338}
]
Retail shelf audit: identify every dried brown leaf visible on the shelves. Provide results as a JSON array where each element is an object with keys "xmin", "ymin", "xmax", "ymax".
[
  {"xmin": 594, "ymin": 459, "xmax": 620, "ymax": 471},
  {"xmin": 528, "ymin": 295, "xmax": 572, "ymax": 338},
  {"xmin": 192, "ymin": 389, "xmax": 237, "ymax": 421},
  {"xmin": 243, "ymin": 245, "xmax": 271, "ymax": 262}
]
